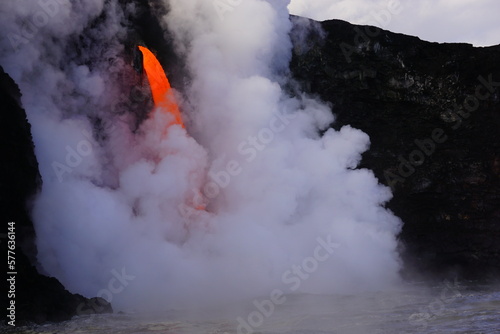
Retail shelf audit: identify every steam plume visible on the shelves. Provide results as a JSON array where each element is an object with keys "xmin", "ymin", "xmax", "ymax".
[{"xmin": 0, "ymin": 0, "xmax": 402, "ymax": 310}]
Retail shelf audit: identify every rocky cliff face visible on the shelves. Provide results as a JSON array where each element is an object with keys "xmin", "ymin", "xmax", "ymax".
[
  {"xmin": 290, "ymin": 17, "xmax": 500, "ymax": 279},
  {"xmin": 1, "ymin": 66, "xmax": 112, "ymax": 325}
]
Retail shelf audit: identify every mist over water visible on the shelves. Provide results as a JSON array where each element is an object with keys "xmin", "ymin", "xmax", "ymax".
[{"xmin": 0, "ymin": 0, "xmax": 402, "ymax": 311}]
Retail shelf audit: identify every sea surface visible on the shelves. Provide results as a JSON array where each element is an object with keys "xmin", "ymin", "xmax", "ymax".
[{"xmin": 4, "ymin": 281, "xmax": 500, "ymax": 334}]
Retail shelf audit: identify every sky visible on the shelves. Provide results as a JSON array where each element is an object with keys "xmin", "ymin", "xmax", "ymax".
[{"xmin": 288, "ymin": 0, "xmax": 500, "ymax": 47}]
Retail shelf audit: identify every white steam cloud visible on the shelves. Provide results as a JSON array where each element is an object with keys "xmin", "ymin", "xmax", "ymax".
[{"xmin": 1, "ymin": 0, "xmax": 402, "ymax": 311}]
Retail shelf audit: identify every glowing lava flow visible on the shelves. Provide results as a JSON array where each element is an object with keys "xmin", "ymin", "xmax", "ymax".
[
  {"xmin": 138, "ymin": 46, "xmax": 184, "ymax": 128},
  {"xmin": 138, "ymin": 45, "xmax": 207, "ymax": 214}
]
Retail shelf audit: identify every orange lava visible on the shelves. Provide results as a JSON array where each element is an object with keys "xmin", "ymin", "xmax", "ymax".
[
  {"xmin": 138, "ymin": 46, "xmax": 206, "ymax": 214},
  {"xmin": 138, "ymin": 46, "xmax": 184, "ymax": 128}
]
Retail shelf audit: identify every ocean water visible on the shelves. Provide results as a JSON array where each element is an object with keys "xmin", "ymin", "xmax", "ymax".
[{"xmin": 4, "ymin": 281, "xmax": 500, "ymax": 334}]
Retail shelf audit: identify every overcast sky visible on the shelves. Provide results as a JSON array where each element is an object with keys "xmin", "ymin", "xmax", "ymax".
[{"xmin": 288, "ymin": 0, "xmax": 500, "ymax": 47}]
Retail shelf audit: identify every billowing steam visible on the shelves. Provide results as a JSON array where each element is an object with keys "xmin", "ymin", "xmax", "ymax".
[{"xmin": 0, "ymin": 0, "xmax": 402, "ymax": 311}]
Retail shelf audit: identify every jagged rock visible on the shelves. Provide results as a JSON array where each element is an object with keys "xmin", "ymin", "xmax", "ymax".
[{"xmin": 290, "ymin": 17, "xmax": 500, "ymax": 279}]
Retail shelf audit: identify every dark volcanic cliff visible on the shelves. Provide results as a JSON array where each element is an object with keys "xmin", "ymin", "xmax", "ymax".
[
  {"xmin": 290, "ymin": 17, "xmax": 500, "ymax": 279},
  {"xmin": 1, "ymin": 66, "xmax": 112, "ymax": 325}
]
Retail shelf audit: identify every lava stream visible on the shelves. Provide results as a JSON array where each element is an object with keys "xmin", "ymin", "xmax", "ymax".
[
  {"xmin": 138, "ymin": 45, "xmax": 206, "ymax": 213},
  {"xmin": 138, "ymin": 45, "xmax": 184, "ymax": 128}
]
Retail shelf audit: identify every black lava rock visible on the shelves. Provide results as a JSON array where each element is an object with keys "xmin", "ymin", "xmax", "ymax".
[
  {"xmin": 1, "ymin": 66, "xmax": 112, "ymax": 326},
  {"xmin": 290, "ymin": 17, "xmax": 500, "ymax": 280}
]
